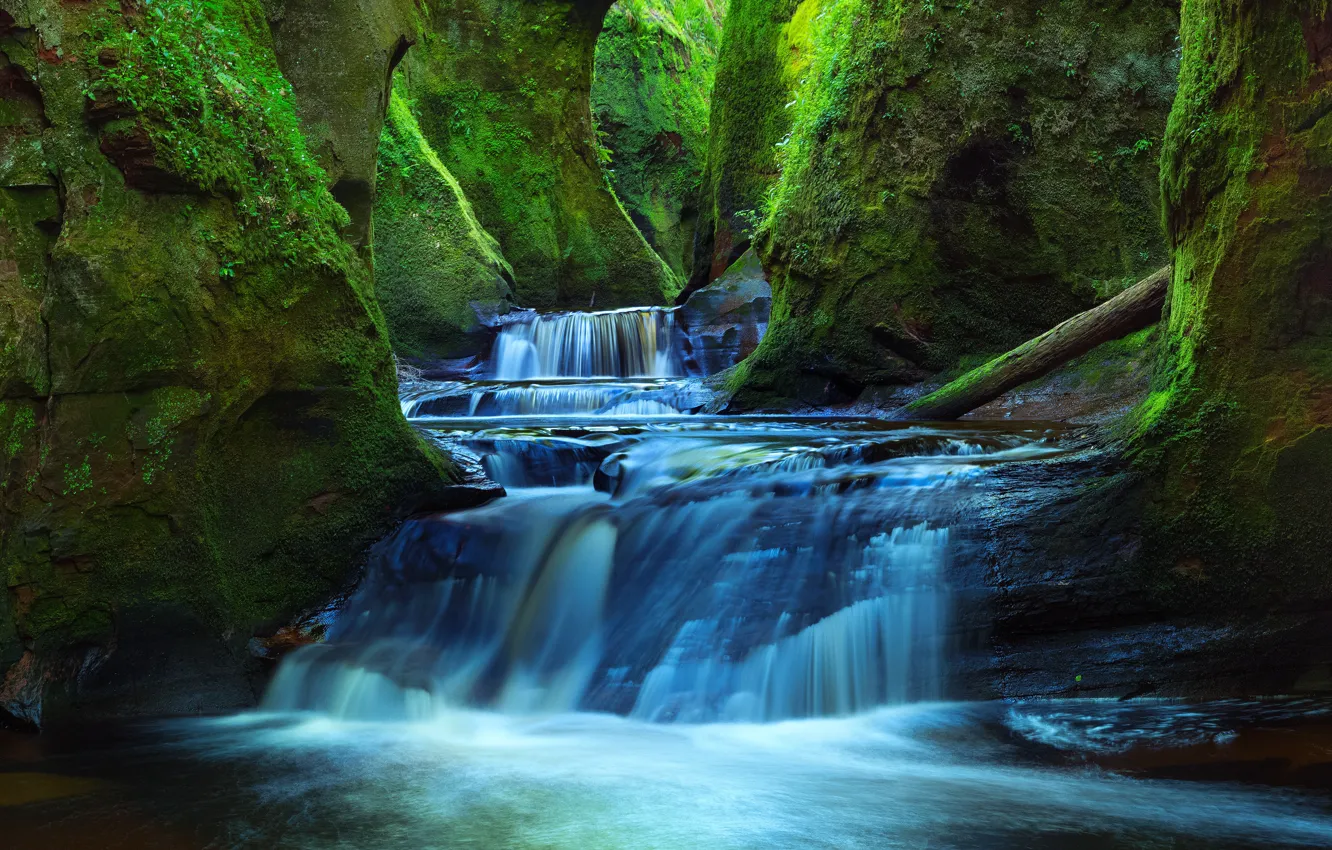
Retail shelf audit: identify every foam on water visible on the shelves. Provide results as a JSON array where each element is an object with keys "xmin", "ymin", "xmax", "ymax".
[{"xmin": 156, "ymin": 704, "xmax": 1332, "ymax": 849}]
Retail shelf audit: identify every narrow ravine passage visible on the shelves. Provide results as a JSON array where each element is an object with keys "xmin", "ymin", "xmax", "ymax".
[{"xmin": 3, "ymin": 312, "xmax": 1331, "ymax": 849}]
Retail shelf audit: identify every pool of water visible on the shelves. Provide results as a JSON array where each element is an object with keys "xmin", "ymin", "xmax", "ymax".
[
  {"xmin": 3, "ymin": 700, "xmax": 1331, "ymax": 849},
  {"xmin": 5, "ymin": 310, "xmax": 1329, "ymax": 848}
]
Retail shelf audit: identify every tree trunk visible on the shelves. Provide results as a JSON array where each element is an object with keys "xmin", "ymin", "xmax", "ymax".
[{"xmin": 903, "ymin": 266, "xmax": 1170, "ymax": 421}]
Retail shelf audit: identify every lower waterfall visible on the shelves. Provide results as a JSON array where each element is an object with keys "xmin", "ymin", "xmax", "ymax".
[
  {"xmin": 12, "ymin": 308, "xmax": 1332, "ymax": 850},
  {"xmin": 264, "ymin": 413, "xmax": 1058, "ymax": 722}
]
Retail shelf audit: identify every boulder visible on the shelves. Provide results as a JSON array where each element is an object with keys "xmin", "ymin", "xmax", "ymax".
[{"xmin": 677, "ymin": 250, "xmax": 771, "ymax": 376}]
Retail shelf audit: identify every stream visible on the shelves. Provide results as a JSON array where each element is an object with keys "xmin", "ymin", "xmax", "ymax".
[{"xmin": 3, "ymin": 308, "xmax": 1331, "ymax": 848}]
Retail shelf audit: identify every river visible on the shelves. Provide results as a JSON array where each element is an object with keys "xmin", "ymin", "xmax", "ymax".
[{"xmin": 2, "ymin": 308, "xmax": 1330, "ymax": 848}]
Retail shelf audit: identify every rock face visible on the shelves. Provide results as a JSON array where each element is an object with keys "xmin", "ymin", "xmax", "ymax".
[
  {"xmin": 397, "ymin": 0, "xmax": 677, "ymax": 310},
  {"xmin": 592, "ymin": 0, "xmax": 726, "ymax": 281},
  {"xmin": 1133, "ymin": 1, "xmax": 1332, "ymax": 606},
  {"xmin": 0, "ymin": 0, "xmax": 464, "ymax": 725},
  {"xmin": 374, "ymin": 89, "xmax": 516, "ymax": 366},
  {"xmin": 677, "ymin": 249, "xmax": 770, "ymax": 376},
  {"xmin": 688, "ymin": 0, "xmax": 816, "ymax": 296},
  {"xmin": 724, "ymin": 0, "xmax": 1179, "ymax": 408},
  {"xmin": 952, "ymin": 443, "xmax": 1332, "ymax": 701},
  {"xmin": 264, "ymin": 0, "xmax": 422, "ymax": 247}
]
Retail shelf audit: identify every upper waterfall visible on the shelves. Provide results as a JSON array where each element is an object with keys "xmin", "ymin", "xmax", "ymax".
[{"xmin": 492, "ymin": 308, "xmax": 682, "ymax": 380}]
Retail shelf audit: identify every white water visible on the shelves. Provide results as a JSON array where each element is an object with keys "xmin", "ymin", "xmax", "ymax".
[
  {"xmin": 492, "ymin": 308, "xmax": 681, "ymax": 380},
  {"xmin": 246, "ymin": 308, "xmax": 1332, "ymax": 849},
  {"xmin": 168, "ymin": 704, "xmax": 1332, "ymax": 849}
]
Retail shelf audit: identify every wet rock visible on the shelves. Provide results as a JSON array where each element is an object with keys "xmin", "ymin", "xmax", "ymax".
[
  {"xmin": 950, "ymin": 439, "xmax": 1332, "ymax": 701},
  {"xmin": 677, "ymin": 250, "xmax": 771, "ymax": 376}
]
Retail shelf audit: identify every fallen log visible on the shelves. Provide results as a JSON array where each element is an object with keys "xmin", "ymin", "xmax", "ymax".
[{"xmin": 903, "ymin": 265, "xmax": 1171, "ymax": 421}]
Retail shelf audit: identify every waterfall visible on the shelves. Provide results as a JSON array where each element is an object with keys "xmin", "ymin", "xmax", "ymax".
[
  {"xmin": 631, "ymin": 525, "xmax": 949, "ymax": 722},
  {"xmin": 492, "ymin": 308, "xmax": 682, "ymax": 380},
  {"xmin": 264, "ymin": 420, "xmax": 1063, "ymax": 723}
]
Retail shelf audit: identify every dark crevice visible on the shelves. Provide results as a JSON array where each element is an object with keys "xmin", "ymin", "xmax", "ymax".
[{"xmin": 332, "ymin": 178, "xmax": 374, "ymax": 247}]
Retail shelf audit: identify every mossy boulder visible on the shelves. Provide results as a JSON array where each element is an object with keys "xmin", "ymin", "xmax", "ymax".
[
  {"xmin": 0, "ymin": 0, "xmax": 462, "ymax": 723},
  {"xmin": 727, "ymin": 0, "xmax": 1178, "ymax": 408},
  {"xmin": 263, "ymin": 0, "xmax": 423, "ymax": 247},
  {"xmin": 592, "ymin": 0, "xmax": 726, "ymax": 281},
  {"xmin": 374, "ymin": 87, "xmax": 516, "ymax": 365},
  {"xmin": 1134, "ymin": 0, "xmax": 1332, "ymax": 606},
  {"xmin": 396, "ymin": 0, "xmax": 676, "ymax": 309},
  {"xmin": 689, "ymin": 0, "xmax": 817, "ymax": 294}
]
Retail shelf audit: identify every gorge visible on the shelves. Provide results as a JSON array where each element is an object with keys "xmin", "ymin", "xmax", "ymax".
[{"xmin": 2, "ymin": 0, "xmax": 1332, "ymax": 847}]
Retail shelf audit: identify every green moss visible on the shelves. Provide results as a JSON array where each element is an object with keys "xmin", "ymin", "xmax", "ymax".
[
  {"xmin": 691, "ymin": 0, "xmax": 819, "ymax": 289},
  {"xmin": 373, "ymin": 87, "xmax": 515, "ymax": 363},
  {"xmin": 0, "ymin": 0, "xmax": 457, "ymax": 691},
  {"xmin": 1132, "ymin": 1, "xmax": 1332, "ymax": 605},
  {"xmin": 398, "ymin": 0, "xmax": 675, "ymax": 310},
  {"xmin": 592, "ymin": 0, "xmax": 726, "ymax": 281},
  {"xmin": 725, "ymin": 0, "xmax": 1178, "ymax": 407},
  {"xmin": 90, "ymin": 0, "xmax": 352, "ymax": 271}
]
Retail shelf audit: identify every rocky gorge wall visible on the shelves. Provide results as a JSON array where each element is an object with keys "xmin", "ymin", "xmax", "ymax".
[
  {"xmin": 1132, "ymin": 0, "xmax": 1332, "ymax": 607},
  {"xmin": 720, "ymin": 0, "xmax": 1180, "ymax": 408},
  {"xmin": 391, "ymin": 0, "xmax": 676, "ymax": 310},
  {"xmin": 373, "ymin": 87, "xmax": 516, "ymax": 366},
  {"xmin": 0, "ymin": 0, "xmax": 469, "ymax": 725},
  {"xmin": 688, "ymin": 0, "xmax": 816, "ymax": 297},
  {"xmin": 592, "ymin": 0, "xmax": 726, "ymax": 281}
]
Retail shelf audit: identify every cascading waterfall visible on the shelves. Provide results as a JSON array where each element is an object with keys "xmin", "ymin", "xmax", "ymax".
[
  {"xmin": 265, "ymin": 415, "xmax": 1063, "ymax": 722},
  {"xmin": 631, "ymin": 523, "xmax": 950, "ymax": 722},
  {"xmin": 492, "ymin": 308, "xmax": 681, "ymax": 380},
  {"xmin": 401, "ymin": 307, "xmax": 702, "ymax": 418},
  {"xmin": 266, "ymin": 303, "xmax": 1068, "ymax": 724}
]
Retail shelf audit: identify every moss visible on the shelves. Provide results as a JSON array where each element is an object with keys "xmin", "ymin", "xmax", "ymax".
[
  {"xmin": 373, "ymin": 86, "xmax": 515, "ymax": 363},
  {"xmin": 263, "ymin": 0, "xmax": 425, "ymax": 246},
  {"xmin": 724, "ymin": 0, "xmax": 1178, "ymax": 407},
  {"xmin": 0, "ymin": 0, "xmax": 457, "ymax": 698},
  {"xmin": 691, "ymin": 0, "xmax": 818, "ymax": 291},
  {"xmin": 397, "ymin": 0, "xmax": 675, "ymax": 310},
  {"xmin": 591, "ymin": 0, "xmax": 726, "ymax": 281},
  {"xmin": 90, "ymin": 0, "xmax": 353, "ymax": 270},
  {"xmin": 1132, "ymin": 1, "xmax": 1332, "ymax": 606}
]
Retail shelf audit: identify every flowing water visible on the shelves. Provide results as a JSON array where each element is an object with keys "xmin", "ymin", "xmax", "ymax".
[{"xmin": 3, "ymin": 307, "xmax": 1332, "ymax": 848}]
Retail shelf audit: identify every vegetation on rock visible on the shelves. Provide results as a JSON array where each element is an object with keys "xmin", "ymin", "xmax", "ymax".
[
  {"xmin": 0, "ymin": 0, "xmax": 458, "ymax": 722},
  {"xmin": 395, "ymin": 0, "xmax": 676, "ymax": 309},
  {"xmin": 374, "ymin": 87, "xmax": 515, "ymax": 365},
  {"xmin": 1134, "ymin": 0, "xmax": 1332, "ymax": 604},
  {"xmin": 690, "ymin": 0, "xmax": 817, "ymax": 295},
  {"xmin": 592, "ymin": 0, "xmax": 726, "ymax": 280},
  {"xmin": 725, "ymin": 0, "xmax": 1179, "ymax": 408}
]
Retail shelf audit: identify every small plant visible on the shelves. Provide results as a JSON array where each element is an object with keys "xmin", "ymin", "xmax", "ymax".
[{"xmin": 734, "ymin": 208, "xmax": 763, "ymax": 238}]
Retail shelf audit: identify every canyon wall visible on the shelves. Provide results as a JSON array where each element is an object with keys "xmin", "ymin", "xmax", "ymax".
[
  {"xmin": 592, "ymin": 0, "xmax": 726, "ymax": 281},
  {"xmin": 0, "ymin": 0, "xmax": 460, "ymax": 723},
  {"xmin": 718, "ymin": 0, "xmax": 1179, "ymax": 407}
]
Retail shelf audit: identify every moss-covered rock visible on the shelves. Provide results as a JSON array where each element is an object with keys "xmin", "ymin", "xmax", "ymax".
[
  {"xmin": 726, "ymin": 0, "xmax": 1178, "ymax": 408},
  {"xmin": 689, "ymin": 0, "xmax": 817, "ymax": 294},
  {"xmin": 1134, "ymin": 0, "xmax": 1332, "ymax": 605},
  {"xmin": 374, "ymin": 87, "xmax": 515, "ymax": 364},
  {"xmin": 263, "ymin": 0, "xmax": 423, "ymax": 247},
  {"xmin": 0, "ymin": 0, "xmax": 461, "ymax": 722},
  {"xmin": 396, "ymin": 0, "xmax": 676, "ymax": 309},
  {"xmin": 592, "ymin": 0, "xmax": 725, "ymax": 281}
]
